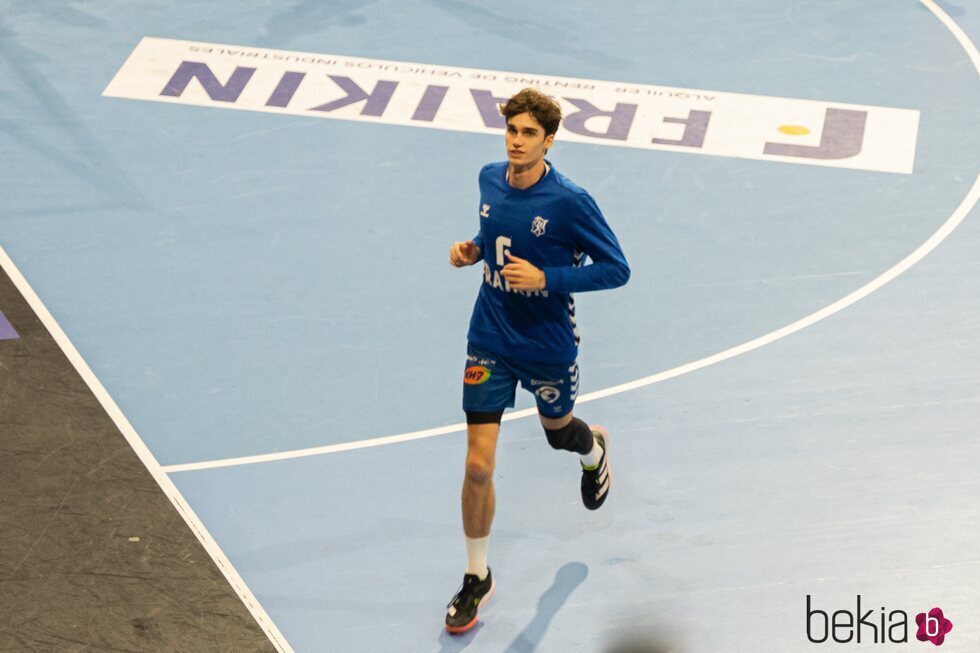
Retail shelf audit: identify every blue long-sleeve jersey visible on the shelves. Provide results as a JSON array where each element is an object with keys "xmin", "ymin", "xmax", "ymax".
[{"xmin": 467, "ymin": 160, "xmax": 630, "ymax": 363}]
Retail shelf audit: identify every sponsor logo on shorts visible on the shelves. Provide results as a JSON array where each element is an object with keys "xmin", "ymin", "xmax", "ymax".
[
  {"xmin": 464, "ymin": 366, "xmax": 492, "ymax": 385},
  {"xmin": 530, "ymin": 378, "xmax": 564, "ymax": 386},
  {"xmin": 535, "ymin": 386, "xmax": 561, "ymax": 404}
]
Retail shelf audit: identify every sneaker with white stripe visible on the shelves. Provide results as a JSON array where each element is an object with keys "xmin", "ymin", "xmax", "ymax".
[{"xmin": 581, "ymin": 426, "xmax": 611, "ymax": 510}]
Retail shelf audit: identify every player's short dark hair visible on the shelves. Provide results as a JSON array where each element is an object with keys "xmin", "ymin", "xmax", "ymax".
[{"xmin": 499, "ymin": 88, "xmax": 562, "ymax": 136}]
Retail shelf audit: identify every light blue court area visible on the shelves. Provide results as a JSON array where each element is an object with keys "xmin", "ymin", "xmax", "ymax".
[{"xmin": 2, "ymin": 1, "xmax": 978, "ymax": 651}]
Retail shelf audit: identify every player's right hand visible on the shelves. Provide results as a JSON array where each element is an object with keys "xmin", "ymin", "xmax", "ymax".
[{"xmin": 450, "ymin": 240, "xmax": 481, "ymax": 267}]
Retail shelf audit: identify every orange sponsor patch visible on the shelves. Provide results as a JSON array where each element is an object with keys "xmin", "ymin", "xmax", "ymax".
[{"xmin": 464, "ymin": 366, "xmax": 491, "ymax": 385}]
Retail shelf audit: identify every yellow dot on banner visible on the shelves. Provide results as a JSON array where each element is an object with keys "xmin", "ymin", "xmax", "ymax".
[{"xmin": 778, "ymin": 125, "xmax": 810, "ymax": 136}]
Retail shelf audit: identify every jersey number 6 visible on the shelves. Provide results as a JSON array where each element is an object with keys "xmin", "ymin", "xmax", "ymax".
[{"xmin": 495, "ymin": 236, "xmax": 512, "ymax": 267}]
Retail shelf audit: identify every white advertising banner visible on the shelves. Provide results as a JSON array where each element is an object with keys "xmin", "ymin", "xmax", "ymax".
[{"xmin": 104, "ymin": 37, "xmax": 920, "ymax": 174}]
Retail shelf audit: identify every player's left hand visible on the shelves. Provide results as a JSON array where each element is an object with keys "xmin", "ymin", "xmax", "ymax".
[{"xmin": 501, "ymin": 253, "xmax": 546, "ymax": 291}]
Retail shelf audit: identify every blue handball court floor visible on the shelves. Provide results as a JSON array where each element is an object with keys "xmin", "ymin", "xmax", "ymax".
[{"xmin": 1, "ymin": 1, "xmax": 979, "ymax": 651}]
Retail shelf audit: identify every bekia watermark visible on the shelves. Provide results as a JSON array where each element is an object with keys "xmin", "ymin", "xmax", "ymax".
[
  {"xmin": 806, "ymin": 596, "xmax": 953, "ymax": 646},
  {"xmin": 915, "ymin": 608, "xmax": 953, "ymax": 647}
]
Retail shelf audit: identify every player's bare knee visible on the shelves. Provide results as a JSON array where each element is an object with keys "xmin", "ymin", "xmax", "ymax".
[{"xmin": 465, "ymin": 454, "xmax": 494, "ymax": 485}]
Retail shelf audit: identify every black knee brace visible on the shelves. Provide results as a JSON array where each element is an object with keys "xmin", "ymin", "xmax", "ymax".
[{"xmin": 544, "ymin": 417, "xmax": 594, "ymax": 455}]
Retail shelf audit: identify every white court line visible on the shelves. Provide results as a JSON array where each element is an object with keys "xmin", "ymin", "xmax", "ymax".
[
  {"xmin": 0, "ymin": 247, "xmax": 294, "ymax": 653},
  {"xmin": 163, "ymin": 173, "xmax": 979, "ymax": 473},
  {"xmin": 164, "ymin": 0, "xmax": 980, "ymax": 474}
]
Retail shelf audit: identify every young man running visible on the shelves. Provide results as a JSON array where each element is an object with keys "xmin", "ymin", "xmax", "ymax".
[{"xmin": 446, "ymin": 88, "xmax": 630, "ymax": 634}]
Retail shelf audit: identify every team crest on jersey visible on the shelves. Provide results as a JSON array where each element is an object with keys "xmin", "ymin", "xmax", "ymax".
[
  {"xmin": 480, "ymin": 204, "xmax": 490, "ymax": 218},
  {"xmin": 531, "ymin": 215, "xmax": 548, "ymax": 237}
]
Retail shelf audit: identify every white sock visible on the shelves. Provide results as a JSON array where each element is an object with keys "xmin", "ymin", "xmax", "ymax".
[
  {"xmin": 465, "ymin": 536, "xmax": 490, "ymax": 580},
  {"xmin": 579, "ymin": 437, "xmax": 603, "ymax": 469}
]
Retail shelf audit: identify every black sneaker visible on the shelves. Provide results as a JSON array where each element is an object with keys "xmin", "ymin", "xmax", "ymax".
[
  {"xmin": 581, "ymin": 426, "xmax": 611, "ymax": 510},
  {"xmin": 445, "ymin": 568, "xmax": 495, "ymax": 634}
]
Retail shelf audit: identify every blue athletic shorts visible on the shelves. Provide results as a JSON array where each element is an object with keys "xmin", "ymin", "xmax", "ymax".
[{"xmin": 462, "ymin": 343, "xmax": 579, "ymax": 417}]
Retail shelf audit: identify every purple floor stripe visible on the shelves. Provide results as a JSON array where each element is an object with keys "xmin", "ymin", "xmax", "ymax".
[{"xmin": 0, "ymin": 310, "xmax": 18, "ymax": 340}]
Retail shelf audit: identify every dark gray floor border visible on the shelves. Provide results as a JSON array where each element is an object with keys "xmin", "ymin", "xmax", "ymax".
[{"xmin": 0, "ymin": 246, "xmax": 286, "ymax": 652}]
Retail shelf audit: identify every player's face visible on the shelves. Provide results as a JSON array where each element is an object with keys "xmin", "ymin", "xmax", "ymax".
[{"xmin": 505, "ymin": 112, "xmax": 554, "ymax": 171}]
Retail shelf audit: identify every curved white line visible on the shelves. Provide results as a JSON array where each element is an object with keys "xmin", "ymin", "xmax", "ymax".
[{"xmin": 163, "ymin": 0, "xmax": 980, "ymax": 474}]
